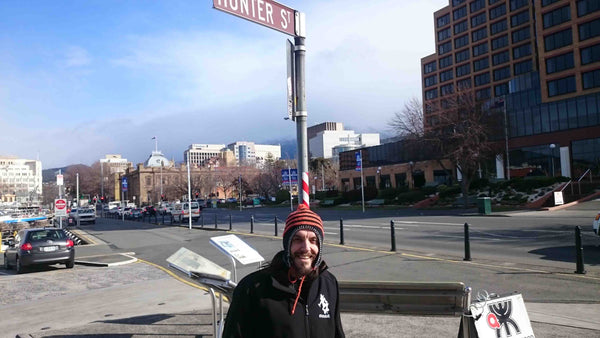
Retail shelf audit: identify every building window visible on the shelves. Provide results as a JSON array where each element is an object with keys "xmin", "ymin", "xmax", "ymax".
[
  {"xmin": 424, "ymin": 61, "xmax": 437, "ymax": 74},
  {"xmin": 489, "ymin": 0, "xmax": 501, "ymax": 4},
  {"xmin": 513, "ymin": 43, "xmax": 531, "ymax": 59},
  {"xmin": 455, "ymin": 49, "xmax": 470, "ymax": 63},
  {"xmin": 440, "ymin": 69, "xmax": 454, "ymax": 82},
  {"xmin": 544, "ymin": 28, "xmax": 572, "ymax": 51},
  {"xmin": 510, "ymin": 0, "xmax": 528, "ymax": 12},
  {"xmin": 492, "ymin": 50, "xmax": 510, "ymax": 65},
  {"xmin": 494, "ymin": 83, "xmax": 509, "ymax": 96},
  {"xmin": 454, "ymin": 34, "xmax": 469, "ymax": 48},
  {"xmin": 457, "ymin": 77, "xmax": 472, "ymax": 89},
  {"xmin": 489, "ymin": 3, "xmax": 506, "ymax": 20},
  {"xmin": 579, "ymin": 18, "xmax": 600, "ymax": 41},
  {"xmin": 472, "ymin": 27, "xmax": 488, "ymax": 42},
  {"xmin": 490, "ymin": 19, "xmax": 508, "ymax": 35},
  {"xmin": 493, "ymin": 66, "xmax": 511, "ymax": 81},
  {"xmin": 456, "ymin": 63, "xmax": 471, "ymax": 77},
  {"xmin": 438, "ymin": 27, "xmax": 451, "ymax": 41},
  {"xmin": 471, "ymin": 0, "xmax": 485, "ymax": 13},
  {"xmin": 439, "ymin": 55, "xmax": 453, "ymax": 68},
  {"xmin": 441, "ymin": 83, "xmax": 454, "ymax": 96},
  {"xmin": 578, "ymin": 0, "xmax": 600, "ymax": 17},
  {"xmin": 491, "ymin": 34, "xmax": 509, "ymax": 50},
  {"xmin": 425, "ymin": 88, "xmax": 438, "ymax": 99},
  {"xmin": 513, "ymin": 59, "xmax": 532, "ymax": 75},
  {"xmin": 543, "ymin": 5, "xmax": 571, "ymax": 29},
  {"xmin": 454, "ymin": 20, "xmax": 468, "ymax": 34},
  {"xmin": 542, "ymin": 0, "xmax": 559, "ymax": 6},
  {"xmin": 545, "ymin": 52, "xmax": 574, "ymax": 74},
  {"xmin": 453, "ymin": 0, "xmax": 466, "ymax": 6},
  {"xmin": 473, "ymin": 57, "xmax": 490, "ymax": 71},
  {"xmin": 475, "ymin": 72, "xmax": 491, "ymax": 86},
  {"xmin": 454, "ymin": 6, "xmax": 467, "ymax": 20},
  {"xmin": 547, "ymin": 76, "xmax": 576, "ymax": 97},
  {"xmin": 476, "ymin": 87, "xmax": 491, "ymax": 99},
  {"xmin": 582, "ymin": 69, "xmax": 600, "ymax": 89},
  {"xmin": 439, "ymin": 41, "xmax": 452, "ymax": 55},
  {"xmin": 581, "ymin": 43, "xmax": 600, "ymax": 65},
  {"xmin": 472, "ymin": 42, "xmax": 489, "ymax": 56},
  {"xmin": 511, "ymin": 10, "xmax": 530, "ymax": 27},
  {"xmin": 471, "ymin": 12, "xmax": 487, "ymax": 28},
  {"xmin": 511, "ymin": 26, "xmax": 530, "ymax": 43},
  {"xmin": 437, "ymin": 13, "xmax": 450, "ymax": 27},
  {"xmin": 424, "ymin": 75, "xmax": 437, "ymax": 87}
]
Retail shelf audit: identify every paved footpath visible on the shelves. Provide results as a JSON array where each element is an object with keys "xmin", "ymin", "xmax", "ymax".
[{"xmin": 2, "ymin": 225, "xmax": 600, "ymax": 337}]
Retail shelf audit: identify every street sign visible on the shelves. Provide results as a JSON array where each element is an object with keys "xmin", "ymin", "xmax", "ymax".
[
  {"xmin": 282, "ymin": 169, "xmax": 298, "ymax": 184},
  {"xmin": 55, "ymin": 198, "xmax": 67, "ymax": 217},
  {"xmin": 122, "ymin": 177, "xmax": 128, "ymax": 192},
  {"xmin": 286, "ymin": 39, "xmax": 296, "ymax": 120},
  {"xmin": 355, "ymin": 152, "xmax": 362, "ymax": 171},
  {"xmin": 57, "ymin": 174, "xmax": 63, "ymax": 186},
  {"xmin": 213, "ymin": 0, "xmax": 302, "ymax": 37}
]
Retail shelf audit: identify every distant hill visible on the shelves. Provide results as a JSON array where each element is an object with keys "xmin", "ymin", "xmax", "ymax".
[
  {"xmin": 264, "ymin": 138, "xmax": 296, "ymax": 159},
  {"xmin": 42, "ymin": 166, "xmax": 70, "ymax": 183}
]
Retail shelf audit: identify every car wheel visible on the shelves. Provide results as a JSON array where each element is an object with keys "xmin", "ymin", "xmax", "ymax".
[
  {"xmin": 16, "ymin": 257, "xmax": 24, "ymax": 274},
  {"xmin": 92, "ymin": 220, "xmax": 96, "ymax": 224},
  {"xmin": 66, "ymin": 259, "xmax": 75, "ymax": 269},
  {"xmin": 3, "ymin": 254, "xmax": 10, "ymax": 270}
]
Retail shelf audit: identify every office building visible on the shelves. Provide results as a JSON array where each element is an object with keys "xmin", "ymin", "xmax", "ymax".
[
  {"xmin": 184, "ymin": 144, "xmax": 228, "ymax": 167},
  {"xmin": 308, "ymin": 122, "xmax": 380, "ymax": 159},
  {"xmin": 227, "ymin": 141, "xmax": 281, "ymax": 166},
  {"xmin": 421, "ymin": 0, "xmax": 600, "ymax": 179},
  {"xmin": 0, "ymin": 156, "xmax": 42, "ymax": 204}
]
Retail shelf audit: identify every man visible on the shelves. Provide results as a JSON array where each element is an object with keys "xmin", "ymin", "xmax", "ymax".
[{"xmin": 222, "ymin": 204, "xmax": 345, "ymax": 338}]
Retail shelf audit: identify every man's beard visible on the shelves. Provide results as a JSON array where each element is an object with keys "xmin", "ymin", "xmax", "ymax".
[{"xmin": 292, "ymin": 253, "xmax": 314, "ymax": 276}]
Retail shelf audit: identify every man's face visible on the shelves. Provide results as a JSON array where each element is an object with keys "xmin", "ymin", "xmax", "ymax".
[{"xmin": 290, "ymin": 229, "xmax": 319, "ymax": 276}]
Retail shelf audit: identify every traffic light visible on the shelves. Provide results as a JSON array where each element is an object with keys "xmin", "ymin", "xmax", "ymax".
[
  {"xmin": 195, "ymin": 192, "xmax": 199, "ymax": 198},
  {"xmin": 161, "ymin": 194, "xmax": 165, "ymax": 201},
  {"xmin": 101, "ymin": 196, "xmax": 105, "ymax": 202}
]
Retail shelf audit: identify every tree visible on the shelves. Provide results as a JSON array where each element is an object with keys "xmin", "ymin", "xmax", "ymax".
[
  {"xmin": 309, "ymin": 158, "xmax": 338, "ymax": 191},
  {"xmin": 388, "ymin": 97, "xmax": 424, "ymax": 140}
]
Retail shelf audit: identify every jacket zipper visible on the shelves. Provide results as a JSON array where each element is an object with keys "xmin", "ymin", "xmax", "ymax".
[{"xmin": 305, "ymin": 303, "xmax": 310, "ymax": 338}]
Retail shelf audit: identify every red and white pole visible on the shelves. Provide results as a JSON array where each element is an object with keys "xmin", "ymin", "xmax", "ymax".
[{"xmin": 302, "ymin": 172, "xmax": 310, "ymax": 207}]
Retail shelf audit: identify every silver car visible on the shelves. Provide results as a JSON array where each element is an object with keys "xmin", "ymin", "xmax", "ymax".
[{"xmin": 3, "ymin": 228, "xmax": 75, "ymax": 274}]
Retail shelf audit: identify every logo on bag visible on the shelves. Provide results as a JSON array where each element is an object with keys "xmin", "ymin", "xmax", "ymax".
[
  {"xmin": 318, "ymin": 294, "xmax": 330, "ymax": 318},
  {"xmin": 487, "ymin": 299, "xmax": 521, "ymax": 337}
]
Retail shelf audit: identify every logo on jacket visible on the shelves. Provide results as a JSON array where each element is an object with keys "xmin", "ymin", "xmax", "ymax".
[
  {"xmin": 486, "ymin": 299, "xmax": 520, "ymax": 337},
  {"xmin": 318, "ymin": 294, "xmax": 330, "ymax": 318}
]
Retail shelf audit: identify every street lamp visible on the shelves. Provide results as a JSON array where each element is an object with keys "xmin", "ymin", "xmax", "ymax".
[
  {"xmin": 549, "ymin": 144, "xmax": 556, "ymax": 177},
  {"xmin": 408, "ymin": 161, "xmax": 414, "ymax": 189},
  {"xmin": 377, "ymin": 166, "xmax": 382, "ymax": 189}
]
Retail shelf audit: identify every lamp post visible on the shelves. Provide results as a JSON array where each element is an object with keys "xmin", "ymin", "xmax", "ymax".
[
  {"xmin": 408, "ymin": 161, "xmax": 414, "ymax": 189},
  {"xmin": 377, "ymin": 166, "xmax": 382, "ymax": 190},
  {"xmin": 549, "ymin": 144, "xmax": 556, "ymax": 177}
]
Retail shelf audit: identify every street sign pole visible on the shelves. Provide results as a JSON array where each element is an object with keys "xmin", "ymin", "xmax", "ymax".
[{"xmin": 294, "ymin": 36, "xmax": 309, "ymax": 208}]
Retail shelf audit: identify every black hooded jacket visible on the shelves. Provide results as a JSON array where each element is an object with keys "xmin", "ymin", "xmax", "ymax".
[{"xmin": 222, "ymin": 250, "xmax": 345, "ymax": 338}]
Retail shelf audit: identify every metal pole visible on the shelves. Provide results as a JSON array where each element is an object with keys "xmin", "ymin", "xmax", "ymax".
[
  {"xmin": 100, "ymin": 161, "xmax": 104, "ymax": 218},
  {"xmin": 229, "ymin": 214, "xmax": 232, "ymax": 231},
  {"xmin": 187, "ymin": 155, "xmax": 192, "ymax": 230},
  {"xmin": 76, "ymin": 173, "xmax": 79, "ymax": 209},
  {"xmin": 274, "ymin": 216, "xmax": 278, "ymax": 236},
  {"xmin": 250, "ymin": 215, "xmax": 254, "ymax": 234},
  {"xmin": 339, "ymin": 218, "xmax": 344, "ymax": 245},
  {"xmin": 464, "ymin": 223, "xmax": 472, "ymax": 261},
  {"xmin": 503, "ymin": 95, "xmax": 510, "ymax": 180},
  {"xmin": 215, "ymin": 214, "xmax": 218, "ymax": 229},
  {"xmin": 288, "ymin": 165, "xmax": 293, "ymax": 211},
  {"xmin": 239, "ymin": 174, "xmax": 242, "ymax": 212},
  {"xmin": 390, "ymin": 220, "xmax": 396, "ymax": 252},
  {"xmin": 575, "ymin": 226, "xmax": 586, "ymax": 274},
  {"xmin": 322, "ymin": 164, "xmax": 325, "ymax": 190},
  {"xmin": 360, "ymin": 150, "xmax": 365, "ymax": 213},
  {"xmin": 294, "ymin": 36, "xmax": 309, "ymax": 207}
]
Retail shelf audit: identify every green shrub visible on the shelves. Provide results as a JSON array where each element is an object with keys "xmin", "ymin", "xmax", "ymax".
[
  {"xmin": 396, "ymin": 191, "xmax": 426, "ymax": 204},
  {"xmin": 439, "ymin": 185, "xmax": 461, "ymax": 198},
  {"xmin": 275, "ymin": 189, "xmax": 290, "ymax": 203},
  {"xmin": 470, "ymin": 178, "xmax": 490, "ymax": 190},
  {"xmin": 342, "ymin": 186, "xmax": 378, "ymax": 202},
  {"xmin": 421, "ymin": 186, "xmax": 437, "ymax": 195},
  {"xmin": 378, "ymin": 188, "xmax": 400, "ymax": 200}
]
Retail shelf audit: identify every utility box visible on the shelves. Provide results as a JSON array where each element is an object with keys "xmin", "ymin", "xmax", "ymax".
[{"xmin": 477, "ymin": 197, "xmax": 491, "ymax": 215}]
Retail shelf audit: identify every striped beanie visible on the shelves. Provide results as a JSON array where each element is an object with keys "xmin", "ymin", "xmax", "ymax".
[{"xmin": 283, "ymin": 204, "xmax": 324, "ymax": 268}]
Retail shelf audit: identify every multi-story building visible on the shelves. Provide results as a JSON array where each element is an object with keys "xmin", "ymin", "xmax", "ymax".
[
  {"xmin": 227, "ymin": 141, "xmax": 281, "ymax": 166},
  {"xmin": 100, "ymin": 154, "xmax": 131, "ymax": 174},
  {"xmin": 184, "ymin": 144, "xmax": 229, "ymax": 167},
  {"xmin": 0, "ymin": 156, "xmax": 42, "ymax": 204},
  {"xmin": 422, "ymin": 0, "xmax": 600, "ymax": 179},
  {"xmin": 308, "ymin": 122, "xmax": 380, "ymax": 159}
]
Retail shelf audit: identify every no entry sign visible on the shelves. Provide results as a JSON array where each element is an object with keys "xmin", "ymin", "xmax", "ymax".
[{"xmin": 55, "ymin": 198, "xmax": 67, "ymax": 217}]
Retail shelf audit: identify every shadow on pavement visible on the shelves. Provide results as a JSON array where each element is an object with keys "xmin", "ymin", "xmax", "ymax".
[{"xmin": 529, "ymin": 245, "xmax": 600, "ymax": 265}]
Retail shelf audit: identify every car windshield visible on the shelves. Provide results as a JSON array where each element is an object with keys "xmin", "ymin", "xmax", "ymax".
[{"xmin": 27, "ymin": 230, "xmax": 65, "ymax": 242}]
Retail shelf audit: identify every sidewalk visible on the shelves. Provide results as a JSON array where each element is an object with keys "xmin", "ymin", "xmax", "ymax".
[{"xmin": 15, "ymin": 228, "xmax": 597, "ymax": 337}]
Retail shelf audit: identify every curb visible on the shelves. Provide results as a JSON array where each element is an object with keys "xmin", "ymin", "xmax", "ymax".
[{"xmin": 75, "ymin": 253, "xmax": 138, "ymax": 267}]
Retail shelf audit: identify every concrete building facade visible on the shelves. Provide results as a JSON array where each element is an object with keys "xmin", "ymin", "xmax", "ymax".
[
  {"xmin": 308, "ymin": 122, "xmax": 380, "ymax": 159},
  {"xmin": 0, "ymin": 156, "xmax": 42, "ymax": 204}
]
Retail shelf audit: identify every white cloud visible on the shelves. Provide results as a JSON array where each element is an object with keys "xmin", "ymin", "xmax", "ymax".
[{"xmin": 64, "ymin": 46, "xmax": 92, "ymax": 68}]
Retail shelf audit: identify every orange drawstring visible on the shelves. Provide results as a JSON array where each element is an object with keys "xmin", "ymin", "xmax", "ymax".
[{"xmin": 291, "ymin": 275, "xmax": 305, "ymax": 315}]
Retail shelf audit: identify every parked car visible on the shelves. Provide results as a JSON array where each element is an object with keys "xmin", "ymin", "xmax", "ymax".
[
  {"xmin": 172, "ymin": 202, "xmax": 201, "ymax": 222},
  {"xmin": 142, "ymin": 205, "xmax": 157, "ymax": 217},
  {"xmin": 3, "ymin": 228, "xmax": 75, "ymax": 274},
  {"xmin": 70, "ymin": 207, "xmax": 96, "ymax": 224},
  {"xmin": 226, "ymin": 198, "xmax": 238, "ymax": 203},
  {"xmin": 131, "ymin": 208, "xmax": 143, "ymax": 219},
  {"xmin": 594, "ymin": 211, "xmax": 600, "ymax": 236}
]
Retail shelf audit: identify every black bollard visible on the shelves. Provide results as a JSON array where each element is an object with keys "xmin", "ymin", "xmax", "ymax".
[
  {"xmin": 274, "ymin": 216, "xmax": 278, "ymax": 236},
  {"xmin": 229, "ymin": 214, "xmax": 232, "ymax": 231},
  {"xmin": 339, "ymin": 218, "xmax": 345, "ymax": 245},
  {"xmin": 464, "ymin": 222, "xmax": 471, "ymax": 261},
  {"xmin": 575, "ymin": 226, "xmax": 586, "ymax": 274},
  {"xmin": 250, "ymin": 215, "xmax": 254, "ymax": 234},
  {"xmin": 215, "ymin": 214, "xmax": 218, "ymax": 229},
  {"xmin": 201, "ymin": 213, "xmax": 204, "ymax": 228},
  {"xmin": 390, "ymin": 220, "xmax": 396, "ymax": 252}
]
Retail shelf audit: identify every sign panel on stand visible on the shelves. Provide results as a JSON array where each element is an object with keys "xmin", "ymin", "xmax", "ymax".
[
  {"xmin": 210, "ymin": 234, "xmax": 264, "ymax": 265},
  {"xmin": 471, "ymin": 294, "xmax": 535, "ymax": 338},
  {"xmin": 553, "ymin": 191, "xmax": 564, "ymax": 205}
]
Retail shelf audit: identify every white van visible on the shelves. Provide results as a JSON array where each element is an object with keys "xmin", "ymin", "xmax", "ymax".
[{"xmin": 172, "ymin": 202, "xmax": 200, "ymax": 222}]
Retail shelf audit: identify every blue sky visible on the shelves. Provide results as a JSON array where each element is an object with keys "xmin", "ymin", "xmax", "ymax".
[{"xmin": 0, "ymin": 0, "xmax": 446, "ymax": 168}]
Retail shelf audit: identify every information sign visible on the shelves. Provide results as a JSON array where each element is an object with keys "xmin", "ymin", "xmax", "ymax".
[
  {"xmin": 213, "ymin": 0, "xmax": 299, "ymax": 37},
  {"xmin": 554, "ymin": 191, "xmax": 564, "ymax": 205},
  {"xmin": 57, "ymin": 174, "xmax": 64, "ymax": 186},
  {"xmin": 282, "ymin": 169, "xmax": 298, "ymax": 184},
  {"xmin": 54, "ymin": 198, "xmax": 67, "ymax": 217},
  {"xmin": 166, "ymin": 247, "xmax": 231, "ymax": 281},
  {"xmin": 122, "ymin": 177, "xmax": 128, "ymax": 192},
  {"xmin": 355, "ymin": 152, "xmax": 362, "ymax": 171},
  {"xmin": 472, "ymin": 294, "xmax": 535, "ymax": 338},
  {"xmin": 210, "ymin": 234, "xmax": 264, "ymax": 265}
]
